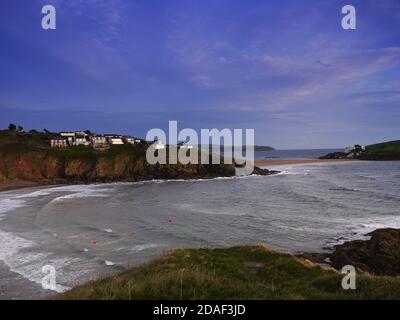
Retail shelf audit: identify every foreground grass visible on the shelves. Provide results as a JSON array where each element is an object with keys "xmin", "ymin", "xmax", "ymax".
[{"xmin": 57, "ymin": 245, "xmax": 400, "ymax": 300}]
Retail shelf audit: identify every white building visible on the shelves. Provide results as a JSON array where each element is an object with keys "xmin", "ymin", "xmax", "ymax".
[
  {"xmin": 75, "ymin": 137, "xmax": 90, "ymax": 146},
  {"xmin": 75, "ymin": 131, "xmax": 89, "ymax": 137},
  {"xmin": 109, "ymin": 138, "xmax": 124, "ymax": 145},
  {"xmin": 60, "ymin": 132, "xmax": 75, "ymax": 137},
  {"xmin": 154, "ymin": 140, "xmax": 165, "ymax": 150},
  {"xmin": 124, "ymin": 137, "xmax": 136, "ymax": 144},
  {"xmin": 345, "ymin": 145, "xmax": 366, "ymax": 152},
  {"xmin": 91, "ymin": 136, "xmax": 107, "ymax": 145},
  {"xmin": 50, "ymin": 137, "xmax": 68, "ymax": 148},
  {"xmin": 60, "ymin": 132, "xmax": 75, "ymax": 145},
  {"xmin": 105, "ymin": 134, "xmax": 122, "ymax": 139}
]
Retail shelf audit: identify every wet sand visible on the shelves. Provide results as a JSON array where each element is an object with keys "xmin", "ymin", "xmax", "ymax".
[
  {"xmin": 254, "ymin": 158, "xmax": 357, "ymax": 167},
  {"xmin": 0, "ymin": 180, "xmax": 41, "ymax": 192}
]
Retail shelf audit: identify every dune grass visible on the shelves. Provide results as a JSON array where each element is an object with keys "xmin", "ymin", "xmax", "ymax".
[{"xmin": 56, "ymin": 245, "xmax": 400, "ymax": 300}]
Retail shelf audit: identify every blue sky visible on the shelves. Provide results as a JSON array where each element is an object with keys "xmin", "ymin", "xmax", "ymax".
[{"xmin": 0, "ymin": 0, "xmax": 399, "ymax": 149}]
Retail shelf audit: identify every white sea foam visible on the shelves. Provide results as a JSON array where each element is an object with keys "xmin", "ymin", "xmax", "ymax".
[
  {"xmin": 0, "ymin": 230, "xmax": 71, "ymax": 292},
  {"xmin": 48, "ymin": 185, "xmax": 113, "ymax": 203},
  {"xmin": 130, "ymin": 244, "xmax": 159, "ymax": 252},
  {"xmin": 0, "ymin": 198, "xmax": 26, "ymax": 220},
  {"xmin": 0, "ymin": 223, "xmax": 101, "ymax": 293},
  {"xmin": 51, "ymin": 192, "xmax": 109, "ymax": 202},
  {"xmin": 105, "ymin": 260, "xmax": 115, "ymax": 266},
  {"xmin": 14, "ymin": 190, "xmax": 53, "ymax": 199},
  {"xmin": 326, "ymin": 218, "xmax": 400, "ymax": 248}
]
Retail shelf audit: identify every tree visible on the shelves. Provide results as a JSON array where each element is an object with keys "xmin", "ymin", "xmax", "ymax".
[
  {"xmin": 8, "ymin": 123, "xmax": 17, "ymax": 131},
  {"xmin": 17, "ymin": 125, "xmax": 24, "ymax": 132}
]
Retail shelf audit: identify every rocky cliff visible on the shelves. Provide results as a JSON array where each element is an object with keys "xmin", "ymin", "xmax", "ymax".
[
  {"xmin": 329, "ymin": 228, "xmax": 400, "ymax": 276},
  {"xmin": 0, "ymin": 142, "xmax": 273, "ymax": 185}
]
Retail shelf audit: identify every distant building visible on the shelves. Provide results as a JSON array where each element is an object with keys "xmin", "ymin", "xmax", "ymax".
[
  {"xmin": 60, "ymin": 132, "xmax": 75, "ymax": 137},
  {"xmin": 91, "ymin": 136, "xmax": 109, "ymax": 151},
  {"xmin": 124, "ymin": 137, "xmax": 136, "ymax": 144},
  {"xmin": 75, "ymin": 136, "xmax": 90, "ymax": 146},
  {"xmin": 105, "ymin": 134, "xmax": 122, "ymax": 139},
  {"xmin": 154, "ymin": 140, "xmax": 165, "ymax": 150},
  {"xmin": 346, "ymin": 144, "xmax": 366, "ymax": 152},
  {"xmin": 91, "ymin": 136, "xmax": 107, "ymax": 145},
  {"xmin": 345, "ymin": 144, "xmax": 366, "ymax": 157},
  {"xmin": 75, "ymin": 131, "xmax": 89, "ymax": 137},
  {"xmin": 109, "ymin": 138, "xmax": 124, "ymax": 145},
  {"xmin": 60, "ymin": 132, "xmax": 75, "ymax": 145},
  {"xmin": 50, "ymin": 137, "xmax": 68, "ymax": 148}
]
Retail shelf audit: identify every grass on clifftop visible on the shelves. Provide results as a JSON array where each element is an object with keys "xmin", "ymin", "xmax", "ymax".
[
  {"xmin": 57, "ymin": 245, "xmax": 400, "ymax": 300},
  {"xmin": 364, "ymin": 140, "xmax": 400, "ymax": 160}
]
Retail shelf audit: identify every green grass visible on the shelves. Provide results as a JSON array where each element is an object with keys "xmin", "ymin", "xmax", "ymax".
[
  {"xmin": 363, "ymin": 140, "xmax": 400, "ymax": 160},
  {"xmin": 56, "ymin": 245, "xmax": 400, "ymax": 300}
]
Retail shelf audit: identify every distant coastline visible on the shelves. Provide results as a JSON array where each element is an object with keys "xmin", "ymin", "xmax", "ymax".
[
  {"xmin": 255, "ymin": 158, "xmax": 356, "ymax": 167},
  {"xmin": 320, "ymin": 140, "xmax": 400, "ymax": 161},
  {"xmin": 0, "ymin": 129, "xmax": 275, "ymax": 193}
]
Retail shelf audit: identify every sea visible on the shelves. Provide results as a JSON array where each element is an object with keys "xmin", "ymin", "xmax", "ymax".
[{"xmin": 0, "ymin": 149, "xmax": 399, "ymax": 299}]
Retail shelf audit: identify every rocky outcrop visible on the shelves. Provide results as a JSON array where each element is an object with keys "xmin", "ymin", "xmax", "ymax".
[
  {"xmin": 319, "ymin": 152, "xmax": 348, "ymax": 159},
  {"xmin": 329, "ymin": 228, "xmax": 400, "ymax": 276}
]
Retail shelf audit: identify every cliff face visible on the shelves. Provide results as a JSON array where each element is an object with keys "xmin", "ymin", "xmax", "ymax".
[{"xmin": 0, "ymin": 143, "xmax": 271, "ymax": 185}]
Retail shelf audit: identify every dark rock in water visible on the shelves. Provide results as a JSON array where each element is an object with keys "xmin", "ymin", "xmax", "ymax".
[
  {"xmin": 253, "ymin": 166, "xmax": 278, "ymax": 176},
  {"xmin": 329, "ymin": 228, "xmax": 400, "ymax": 276},
  {"xmin": 319, "ymin": 152, "xmax": 348, "ymax": 159}
]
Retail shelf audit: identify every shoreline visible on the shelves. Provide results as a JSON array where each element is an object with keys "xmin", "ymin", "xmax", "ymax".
[
  {"xmin": 0, "ymin": 180, "xmax": 44, "ymax": 193},
  {"xmin": 0, "ymin": 166, "xmax": 274, "ymax": 194},
  {"xmin": 254, "ymin": 158, "xmax": 357, "ymax": 167}
]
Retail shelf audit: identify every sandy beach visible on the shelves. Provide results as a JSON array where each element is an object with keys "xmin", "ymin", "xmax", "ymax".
[
  {"xmin": 0, "ymin": 180, "xmax": 41, "ymax": 193},
  {"xmin": 254, "ymin": 158, "xmax": 357, "ymax": 167}
]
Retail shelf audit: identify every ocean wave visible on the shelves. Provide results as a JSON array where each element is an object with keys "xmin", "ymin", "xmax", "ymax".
[
  {"xmin": 130, "ymin": 244, "xmax": 160, "ymax": 252},
  {"xmin": 51, "ymin": 192, "xmax": 109, "ymax": 203},
  {"xmin": 177, "ymin": 203, "xmax": 246, "ymax": 216},
  {"xmin": 0, "ymin": 198, "xmax": 26, "ymax": 220},
  {"xmin": 14, "ymin": 190, "xmax": 53, "ymax": 199},
  {"xmin": 0, "ymin": 230, "xmax": 72, "ymax": 293},
  {"xmin": 325, "ymin": 219, "xmax": 400, "ymax": 248}
]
